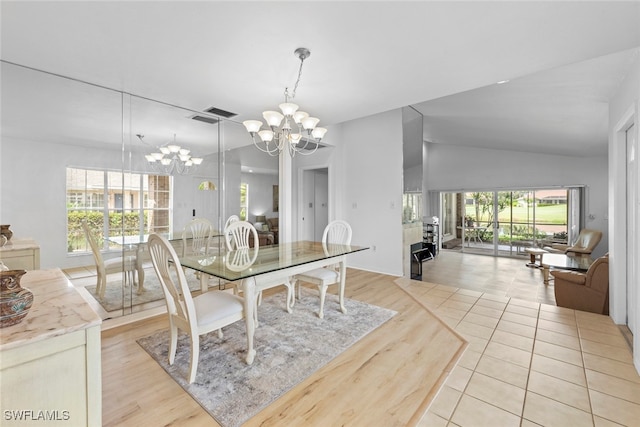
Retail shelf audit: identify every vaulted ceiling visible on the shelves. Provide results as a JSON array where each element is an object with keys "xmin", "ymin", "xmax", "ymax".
[{"xmin": 2, "ymin": 1, "xmax": 639, "ymax": 157}]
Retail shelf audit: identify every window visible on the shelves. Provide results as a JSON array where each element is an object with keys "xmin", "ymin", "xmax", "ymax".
[
  {"xmin": 66, "ymin": 168, "xmax": 172, "ymax": 254},
  {"xmin": 240, "ymin": 183, "xmax": 248, "ymax": 220}
]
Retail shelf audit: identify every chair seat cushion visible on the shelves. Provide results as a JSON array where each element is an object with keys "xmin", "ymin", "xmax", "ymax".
[
  {"xmin": 297, "ymin": 267, "xmax": 339, "ymax": 284},
  {"xmin": 193, "ymin": 291, "xmax": 244, "ymax": 325}
]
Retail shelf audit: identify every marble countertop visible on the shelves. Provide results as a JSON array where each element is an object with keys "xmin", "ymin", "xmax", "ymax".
[{"xmin": 0, "ymin": 268, "xmax": 101, "ymax": 351}]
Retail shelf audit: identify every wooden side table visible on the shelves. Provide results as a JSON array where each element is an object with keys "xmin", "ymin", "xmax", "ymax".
[{"xmin": 524, "ymin": 247, "xmax": 547, "ymax": 268}]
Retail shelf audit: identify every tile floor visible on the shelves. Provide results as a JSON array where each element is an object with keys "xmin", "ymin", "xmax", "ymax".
[{"xmin": 412, "ymin": 250, "xmax": 639, "ymax": 427}]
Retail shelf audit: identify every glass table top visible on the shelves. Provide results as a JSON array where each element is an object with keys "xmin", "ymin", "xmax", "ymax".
[
  {"xmin": 179, "ymin": 241, "xmax": 368, "ymax": 282},
  {"xmin": 541, "ymin": 253, "xmax": 594, "ymax": 271}
]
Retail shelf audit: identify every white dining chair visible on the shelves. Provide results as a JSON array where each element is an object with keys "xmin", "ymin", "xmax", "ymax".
[
  {"xmin": 224, "ymin": 220, "xmax": 258, "ymax": 252},
  {"xmin": 147, "ymin": 233, "xmax": 246, "ymax": 384},
  {"xmin": 81, "ymin": 220, "xmax": 142, "ymax": 300},
  {"xmin": 294, "ymin": 220, "xmax": 352, "ymax": 319},
  {"xmin": 223, "ymin": 215, "xmax": 239, "ymax": 248}
]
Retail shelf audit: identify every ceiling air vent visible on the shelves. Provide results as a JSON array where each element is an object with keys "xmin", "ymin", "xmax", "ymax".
[
  {"xmin": 203, "ymin": 106, "xmax": 237, "ymax": 118},
  {"xmin": 190, "ymin": 115, "xmax": 220, "ymax": 125}
]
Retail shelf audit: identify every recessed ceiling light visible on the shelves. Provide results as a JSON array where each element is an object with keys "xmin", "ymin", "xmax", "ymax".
[{"xmin": 496, "ymin": 80, "xmax": 510, "ymax": 85}]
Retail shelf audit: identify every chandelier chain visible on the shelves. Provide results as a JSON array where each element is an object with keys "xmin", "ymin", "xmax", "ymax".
[{"xmin": 285, "ymin": 55, "xmax": 305, "ymax": 101}]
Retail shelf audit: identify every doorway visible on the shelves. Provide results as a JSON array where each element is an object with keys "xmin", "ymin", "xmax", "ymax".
[{"xmin": 299, "ymin": 168, "xmax": 329, "ymax": 241}]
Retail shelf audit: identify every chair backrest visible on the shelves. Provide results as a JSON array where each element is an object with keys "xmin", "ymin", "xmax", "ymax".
[
  {"xmin": 586, "ymin": 254, "xmax": 609, "ymax": 293},
  {"xmin": 223, "ymin": 215, "xmax": 240, "ymax": 250},
  {"xmin": 182, "ymin": 218, "xmax": 214, "ymax": 257},
  {"xmin": 224, "ymin": 215, "xmax": 239, "ymax": 231},
  {"xmin": 225, "ymin": 221, "xmax": 258, "ymax": 251},
  {"xmin": 81, "ymin": 220, "xmax": 105, "ymax": 270},
  {"xmin": 570, "ymin": 229, "xmax": 602, "ymax": 253},
  {"xmin": 148, "ymin": 233, "xmax": 196, "ymax": 328},
  {"xmin": 322, "ymin": 220, "xmax": 352, "ymax": 246}
]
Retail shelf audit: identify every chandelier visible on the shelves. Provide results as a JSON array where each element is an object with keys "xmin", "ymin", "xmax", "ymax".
[
  {"xmin": 243, "ymin": 47, "xmax": 327, "ymax": 157},
  {"xmin": 139, "ymin": 134, "xmax": 203, "ymax": 175}
]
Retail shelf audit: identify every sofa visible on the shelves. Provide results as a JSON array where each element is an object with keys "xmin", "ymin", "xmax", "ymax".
[{"xmin": 551, "ymin": 253, "xmax": 609, "ymax": 315}]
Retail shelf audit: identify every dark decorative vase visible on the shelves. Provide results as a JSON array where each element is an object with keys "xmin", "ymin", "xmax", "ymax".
[
  {"xmin": 0, "ymin": 270, "xmax": 33, "ymax": 328},
  {"xmin": 0, "ymin": 225, "xmax": 13, "ymax": 242}
]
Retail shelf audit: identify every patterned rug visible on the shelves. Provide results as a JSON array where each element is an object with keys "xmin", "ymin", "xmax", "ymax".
[
  {"xmin": 137, "ymin": 289, "xmax": 396, "ymax": 427},
  {"xmin": 83, "ymin": 268, "xmax": 204, "ymax": 312}
]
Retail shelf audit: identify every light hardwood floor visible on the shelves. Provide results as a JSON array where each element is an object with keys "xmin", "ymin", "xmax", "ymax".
[{"xmin": 95, "ymin": 251, "xmax": 639, "ymax": 426}]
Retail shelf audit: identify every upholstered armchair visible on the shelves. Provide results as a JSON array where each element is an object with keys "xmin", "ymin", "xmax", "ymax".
[
  {"xmin": 544, "ymin": 228, "xmax": 602, "ymax": 256},
  {"xmin": 266, "ymin": 218, "xmax": 279, "ymax": 243},
  {"xmin": 551, "ymin": 254, "xmax": 609, "ymax": 315}
]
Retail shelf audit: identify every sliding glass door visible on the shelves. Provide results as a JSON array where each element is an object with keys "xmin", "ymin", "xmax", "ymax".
[{"xmin": 442, "ymin": 188, "xmax": 579, "ymax": 259}]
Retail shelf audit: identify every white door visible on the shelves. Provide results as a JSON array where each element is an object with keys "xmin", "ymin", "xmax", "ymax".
[
  {"xmin": 301, "ymin": 170, "xmax": 315, "ymax": 241},
  {"xmin": 314, "ymin": 170, "xmax": 329, "ymax": 241},
  {"xmin": 192, "ymin": 176, "xmax": 219, "ymax": 226},
  {"xmin": 627, "ymin": 124, "xmax": 637, "ymax": 334},
  {"xmin": 300, "ymin": 168, "xmax": 329, "ymax": 241}
]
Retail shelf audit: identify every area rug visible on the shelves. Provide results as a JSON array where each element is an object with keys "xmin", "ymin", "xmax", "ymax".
[
  {"xmin": 83, "ymin": 268, "xmax": 202, "ymax": 312},
  {"xmin": 137, "ymin": 289, "xmax": 397, "ymax": 427}
]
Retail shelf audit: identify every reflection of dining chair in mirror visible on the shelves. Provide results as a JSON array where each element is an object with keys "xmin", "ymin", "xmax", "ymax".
[
  {"xmin": 147, "ymin": 233, "xmax": 246, "ymax": 384},
  {"xmin": 182, "ymin": 218, "xmax": 214, "ymax": 258},
  {"xmin": 81, "ymin": 220, "xmax": 142, "ymax": 299},
  {"xmin": 294, "ymin": 220, "xmax": 352, "ymax": 319},
  {"xmin": 225, "ymin": 247, "xmax": 259, "ymax": 272},
  {"xmin": 182, "ymin": 218, "xmax": 214, "ymax": 280}
]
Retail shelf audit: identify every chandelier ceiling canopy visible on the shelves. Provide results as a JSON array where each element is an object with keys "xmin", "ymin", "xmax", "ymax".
[
  {"xmin": 243, "ymin": 47, "xmax": 327, "ymax": 157},
  {"xmin": 139, "ymin": 134, "xmax": 203, "ymax": 175}
]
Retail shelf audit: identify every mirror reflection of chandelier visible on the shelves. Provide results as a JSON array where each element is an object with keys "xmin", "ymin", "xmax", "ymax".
[
  {"xmin": 140, "ymin": 134, "xmax": 203, "ymax": 175},
  {"xmin": 243, "ymin": 47, "xmax": 327, "ymax": 157}
]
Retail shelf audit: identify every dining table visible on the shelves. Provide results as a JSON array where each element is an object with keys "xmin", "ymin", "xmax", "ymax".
[{"xmin": 179, "ymin": 240, "xmax": 368, "ymax": 364}]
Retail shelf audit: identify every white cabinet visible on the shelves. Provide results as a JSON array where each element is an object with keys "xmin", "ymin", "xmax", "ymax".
[
  {"xmin": 0, "ymin": 238, "xmax": 40, "ymax": 270},
  {"xmin": 0, "ymin": 269, "xmax": 101, "ymax": 426}
]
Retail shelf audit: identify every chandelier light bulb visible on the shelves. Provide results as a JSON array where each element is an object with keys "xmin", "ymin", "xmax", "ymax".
[
  {"xmin": 151, "ymin": 152, "xmax": 164, "ymax": 160},
  {"xmin": 290, "ymin": 133, "xmax": 302, "ymax": 145},
  {"xmin": 243, "ymin": 120, "xmax": 263, "ymax": 134},
  {"xmin": 258, "ymin": 129, "xmax": 274, "ymax": 142},
  {"xmin": 168, "ymin": 145, "xmax": 181, "ymax": 153},
  {"xmin": 279, "ymin": 102, "xmax": 299, "ymax": 116},
  {"xmin": 293, "ymin": 111, "xmax": 309, "ymax": 124},
  {"xmin": 301, "ymin": 117, "xmax": 320, "ymax": 130},
  {"xmin": 145, "ymin": 154, "xmax": 156, "ymax": 162},
  {"xmin": 159, "ymin": 147, "xmax": 170, "ymax": 155},
  {"xmin": 179, "ymin": 148, "xmax": 190, "ymax": 156},
  {"xmin": 311, "ymin": 127, "xmax": 327, "ymax": 140},
  {"xmin": 160, "ymin": 158, "xmax": 172, "ymax": 166},
  {"xmin": 192, "ymin": 157, "xmax": 203, "ymax": 165},
  {"xmin": 263, "ymin": 111, "xmax": 284, "ymax": 128}
]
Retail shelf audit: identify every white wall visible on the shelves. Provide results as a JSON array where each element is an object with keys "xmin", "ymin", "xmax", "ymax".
[
  {"xmin": 608, "ymin": 55, "xmax": 640, "ymax": 372},
  {"xmin": 240, "ymin": 172, "xmax": 279, "ymax": 222},
  {"xmin": 425, "ymin": 143, "xmax": 610, "ymax": 258},
  {"xmin": 0, "ymin": 137, "xmax": 220, "ymax": 269},
  {"xmin": 337, "ymin": 109, "xmax": 405, "ymax": 276}
]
